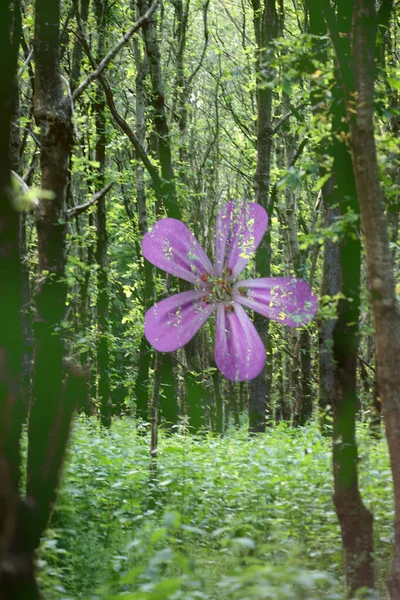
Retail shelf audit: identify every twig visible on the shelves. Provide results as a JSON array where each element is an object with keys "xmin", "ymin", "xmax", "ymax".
[
  {"xmin": 186, "ymin": 0, "xmax": 210, "ymax": 89},
  {"xmin": 73, "ymin": 10, "xmax": 163, "ymax": 194},
  {"xmin": 66, "ymin": 182, "xmax": 113, "ymax": 219},
  {"xmin": 72, "ymin": 0, "xmax": 160, "ymax": 101},
  {"xmin": 289, "ymin": 137, "xmax": 308, "ymax": 167},
  {"xmin": 273, "ymin": 103, "xmax": 307, "ymax": 134}
]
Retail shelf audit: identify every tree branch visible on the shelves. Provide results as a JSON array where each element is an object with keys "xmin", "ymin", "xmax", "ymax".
[
  {"xmin": 186, "ymin": 0, "xmax": 210, "ymax": 89},
  {"xmin": 73, "ymin": 7, "xmax": 164, "ymax": 195},
  {"xmin": 289, "ymin": 136, "xmax": 308, "ymax": 167},
  {"xmin": 273, "ymin": 103, "xmax": 307, "ymax": 134},
  {"xmin": 72, "ymin": 0, "xmax": 160, "ymax": 102},
  {"xmin": 66, "ymin": 182, "xmax": 113, "ymax": 219}
]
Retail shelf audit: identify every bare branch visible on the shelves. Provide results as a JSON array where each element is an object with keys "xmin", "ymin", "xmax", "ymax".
[
  {"xmin": 73, "ymin": 8, "xmax": 163, "ymax": 194},
  {"xmin": 272, "ymin": 103, "xmax": 307, "ymax": 134},
  {"xmin": 186, "ymin": 0, "xmax": 210, "ymax": 89},
  {"xmin": 72, "ymin": 0, "xmax": 160, "ymax": 102},
  {"xmin": 66, "ymin": 182, "xmax": 113, "ymax": 220},
  {"xmin": 12, "ymin": 122, "xmax": 41, "ymax": 148},
  {"xmin": 289, "ymin": 137, "xmax": 308, "ymax": 167}
]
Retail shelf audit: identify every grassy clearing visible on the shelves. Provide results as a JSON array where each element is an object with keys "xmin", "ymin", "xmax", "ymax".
[{"xmin": 37, "ymin": 418, "xmax": 393, "ymax": 600}]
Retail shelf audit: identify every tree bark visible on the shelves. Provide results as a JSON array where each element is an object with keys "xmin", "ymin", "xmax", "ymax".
[
  {"xmin": 344, "ymin": 1, "xmax": 400, "ymax": 596},
  {"xmin": 132, "ymin": 31, "xmax": 153, "ymax": 423},
  {"xmin": 318, "ymin": 181, "xmax": 340, "ymax": 432},
  {"xmin": 0, "ymin": 2, "xmax": 37, "ymax": 596},
  {"xmin": 309, "ymin": 0, "xmax": 375, "ymax": 593},
  {"xmin": 94, "ymin": 0, "xmax": 112, "ymax": 427},
  {"xmin": 136, "ymin": 0, "xmax": 180, "ymax": 218},
  {"xmin": 249, "ymin": 0, "xmax": 276, "ymax": 434},
  {"xmin": 28, "ymin": 0, "xmax": 76, "ymax": 556}
]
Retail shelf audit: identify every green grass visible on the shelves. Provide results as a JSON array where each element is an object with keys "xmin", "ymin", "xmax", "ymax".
[{"xmin": 37, "ymin": 417, "xmax": 393, "ymax": 600}]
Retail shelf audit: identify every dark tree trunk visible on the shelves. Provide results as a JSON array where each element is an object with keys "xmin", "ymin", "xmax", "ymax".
[
  {"xmin": 136, "ymin": 0, "xmax": 180, "ymax": 218},
  {"xmin": 319, "ymin": 182, "xmax": 340, "ymax": 433},
  {"xmin": 0, "ymin": 0, "xmax": 82, "ymax": 596},
  {"xmin": 28, "ymin": 0, "xmax": 78, "ymax": 560},
  {"xmin": 158, "ymin": 352, "xmax": 179, "ymax": 429},
  {"xmin": 135, "ymin": 336, "xmax": 152, "ymax": 422},
  {"xmin": 132, "ymin": 31, "xmax": 153, "ymax": 423},
  {"xmin": 298, "ymin": 329, "xmax": 312, "ymax": 424},
  {"xmin": 249, "ymin": 0, "xmax": 276, "ymax": 434},
  {"xmin": 310, "ymin": 0, "xmax": 375, "ymax": 593},
  {"xmin": 306, "ymin": 1, "xmax": 340, "ymax": 433},
  {"xmin": 331, "ymin": 146, "xmax": 374, "ymax": 593},
  {"xmin": 341, "ymin": 1, "xmax": 400, "ymax": 596},
  {"xmin": 330, "ymin": 16, "xmax": 375, "ymax": 600},
  {"xmin": 212, "ymin": 362, "xmax": 224, "ymax": 433},
  {"xmin": 94, "ymin": 0, "xmax": 112, "ymax": 427},
  {"xmin": 136, "ymin": 0, "xmax": 184, "ymax": 430},
  {"xmin": 0, "ymin": 2, "xmax": 36, "ymax": 596},
  {"xmin": 8, "ymin": 45, "xmax": 34, "ymax": 413}
]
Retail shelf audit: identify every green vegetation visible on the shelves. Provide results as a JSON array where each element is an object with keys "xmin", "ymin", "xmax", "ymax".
[{"xmin": 38, "ymin": 419, "xmax": 392, "ymax": 600}]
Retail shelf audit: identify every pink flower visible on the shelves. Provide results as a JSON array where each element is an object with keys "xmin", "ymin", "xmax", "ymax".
[{"xmin": 142, "ymin": 201, "xmax": 317, "ymax": 381}]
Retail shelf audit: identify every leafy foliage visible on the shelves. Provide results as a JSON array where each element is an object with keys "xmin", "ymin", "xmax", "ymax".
[{"xmin": 38, "ymin": 419, "xmax": 391, "ymax": 599}]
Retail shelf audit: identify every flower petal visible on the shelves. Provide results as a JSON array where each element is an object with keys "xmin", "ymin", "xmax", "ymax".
[
  {"xmin": 214, "ymin": 303, "xmax": 266, "ymax": 381},
  {"xmin": 215, "ymin": 201, "xmax": 268, "ymax": 279},
  {"xmin": 145, "ymin": 291, "xmax": 215, "ymax": 352},
  {"xmin": 233, "ymin": 277, "xmax": 318, "ymax": 327},
  {"xmin": 142, "ymin": 218, "xmax": 214, "ymax": 284}
]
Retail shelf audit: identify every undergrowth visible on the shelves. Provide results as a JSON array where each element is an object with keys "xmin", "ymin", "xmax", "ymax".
[{"xmin": 37, "ymin": 417, "xmax": 393, "ymax": 600}]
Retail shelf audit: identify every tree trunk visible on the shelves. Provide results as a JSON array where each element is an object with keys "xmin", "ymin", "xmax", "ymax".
[
  {"xmin": 345, "ymin": 1, "xmax": 400, "ymax": 595},
  {"xmin": 28, "ymin": 0, "xmax": 79, "ymax": 561},
  {"xmin": 8, "ymin": 44, "xmax": 34, "ymax": 413},
  {"xmin": 310, "ymin": 0, "xmax": 375, "ymax": 593},
  {"xmin": 306, "ymin": 0, "xmax": 340, "ymax": 433},
  {"xmin": 94, "ymin": 0, "xmax": 112, "ymax": 427},
  {"xmin": 136, "ymin": 0, "xmax": 180, "ymax": 218},
  {"xmin": 0, "ymin": 2, "xmax": 37, "ymax": 596},
  {"xmin": 132, "ymin": 32, "xmax": 153, "ymax": 423},
  {"xmin": 319, "ymin": 181, "xmax": 340, "ymax": 433},
  {"xmin": 212, "ymin": 362, "xmax": 224, "ymax": 433},
  {"xmin": 249, "ymin": 0, "xmax": 276, "ymax": 434}
]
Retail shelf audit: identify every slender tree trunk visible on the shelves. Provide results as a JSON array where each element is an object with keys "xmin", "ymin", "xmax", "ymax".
[
  {"xmin": 308, "ymin": 1, "xmax": 375, "ymax": 593},
  {"xmin": 9, "ymin": 48, "xmax": 34, "ymax": 413},
  {"xmin": 136, "ymin": 0, "xmax": 179, "ymax": 217},
  {"xmin": 212, "ymin": 362, "xmax": 224, "ymax": 433},
  {"xmin": 306, "ymin": 0, "xmax": 340, "ymax": 433},
  {"xmin": 249, "ymin": 0, "xmax": 276, "ymax": 434},
  {"xmin": 2, "ymin": 0, "xmax": 83, "ymax": 597},
  {"xmin": 28, "ymin": 0, "xmax": 84, "ymax": 559},
  {"xmin": 319, "ymin": 183, "xmax": 340, "ymax": 432},
  {"xmin": 0, "ymin": 2, "xmax": 37, "ymax": 596},
  {"xmin": 132, "ymin": 32, "xmax": 153, "ymax": 423},
  {"xmin": 331, "ymin": 142, "xmax": 374, "ymax": 593},
  {"xmin": 342, "ymin": 1, "xmax": 400, "ymax": 595},
  {"xmin": 136, "ymin": 0, "xmax": 184, "ymax": 430},
  {"xmin": 93, "ymin": 0, "xmax": 112, "ymax": 426}
]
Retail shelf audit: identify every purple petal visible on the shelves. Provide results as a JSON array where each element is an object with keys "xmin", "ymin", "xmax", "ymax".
[
  {"xmin": 215, "ymin": 201, "xmax": 268, "ymax": 279},
  {"xmin": 142, "ymin": 218, "xmax": 214, "ymax": 284},
  {"xmin": 145, "ymin": 290, "xmax": 215, "ymax": 352},
  {"xmin": 233, "ymin": 278, "xmax": 318, "ymax": 327},
  {"xmin": 214, "ymin": 303, "xmax": 266, "ymax": 381}
]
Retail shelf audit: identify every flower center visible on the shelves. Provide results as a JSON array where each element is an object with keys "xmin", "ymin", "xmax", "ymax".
[
  {"xmin": 198, "ymin": 272, "xmax": 250, "ymax": 315},
  {"xmin": 200, "ymin": 272, "xmax": 234, "ymax": 309},
  {"xmin": 204, "ymin": 277, "xmax": 232, "ymax": 303}
]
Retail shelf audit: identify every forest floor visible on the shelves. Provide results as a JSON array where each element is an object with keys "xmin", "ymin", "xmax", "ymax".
[{"xmin": 37, "ymin": 417, "xmax": 393, "ymax": 600}]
